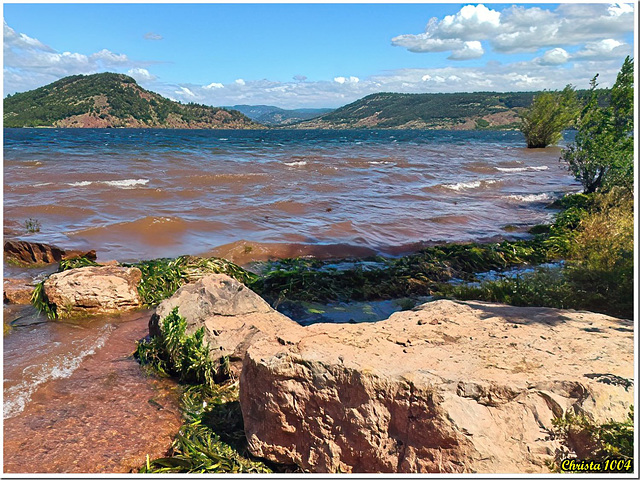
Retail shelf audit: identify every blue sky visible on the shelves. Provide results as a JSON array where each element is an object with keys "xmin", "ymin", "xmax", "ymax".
[{"xmin": 3, "ymin": 3, "xmax": 635, "ymax": 108}]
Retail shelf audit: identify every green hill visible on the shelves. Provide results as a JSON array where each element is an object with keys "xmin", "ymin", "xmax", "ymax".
[
  {"xmin": 3, "ymin": 73, "xmax": 262, "ymax": 129},
  {"xmin": 292, "ymin": 90, "xmax": 604, "ymax": 130}
]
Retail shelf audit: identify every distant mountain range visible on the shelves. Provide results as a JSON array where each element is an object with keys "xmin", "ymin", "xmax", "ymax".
[
  {"xmin": 3, "ymin": 73, "xmax": 261, "ymax": 129},
  {"xmin": 226, "ymin": 105, "xmax": 334, "ymax": 126},
  {"xmin": 3, "ymin": 72, "xmax": 605, "ymax": 131}
]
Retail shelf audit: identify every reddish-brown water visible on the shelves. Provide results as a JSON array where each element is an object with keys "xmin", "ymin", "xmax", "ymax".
[
  {"xmin": 4, "ymin": 129, "xmax": 581, "ymax": 262},
  {"xmin": 3, "ymin": 308, "xmax": 182, "ymax": 473}
]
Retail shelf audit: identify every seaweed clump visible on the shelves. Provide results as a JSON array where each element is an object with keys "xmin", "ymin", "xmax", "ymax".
[{"xmin": 135, "ymin": 307, "xmax": 279, "ymax": 473}]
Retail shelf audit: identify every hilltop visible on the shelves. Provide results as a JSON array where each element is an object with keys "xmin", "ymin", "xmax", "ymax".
[
  {"xmin": 291, "ymin": 91, "xmax": 536, "ymax": 130},
  {"xmin": 3, "ymin": 73, "xmax": 262, "ymax": 129},
  {"xmin": 227, "ymin": 105, "xmax": 333, "ymax": 126},
  {"xmin": 291, "ymin": 90, "xmax": 606, "ymax": 130}
]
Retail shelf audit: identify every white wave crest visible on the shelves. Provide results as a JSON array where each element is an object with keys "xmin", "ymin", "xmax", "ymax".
[
  {"xmin": 67, "ymin": 179, "xmax": 149, "ymax": 189},
  {"xmin": 3, "ymin": 324, "xmax": 114, "ymax": 419},
  {"xmin": 443, "ymin": 179, "xmax": 497, "ymax": 191},
  {"xmin": 506, "ymin": 193, "xmax": 553, "ymax": 202},
  {"xmin": 103, "ymin": 179, "xmax": 149, "ymax": 188},
  {"xmin": 496, "ymin": 166, "xmax": 549, "ymax": 173},
  {"xmin": 284, "ymin": 161, "xmax": 307, "ymax": 167}
]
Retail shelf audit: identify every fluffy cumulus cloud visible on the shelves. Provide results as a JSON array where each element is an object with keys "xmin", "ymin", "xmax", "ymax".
[
  {"xmin": 127, "ymin": 67, "xmax": 157, "ymax": 82},
  {"xmin": 392, "ymin": 3, "xmax": 634, "ymax": 58},
  {"xmin": 535, "ymin": 48, "xmax": 570, "ymax": 66},
  {"xmin": 3, "ymin": 20, "xmax": 157, "ymax": 94},
  {"xmin": 448, "ymin": 41, "xmax": 484, "ymax": 60},
  {"xmin": 334, "ymin": 76, "xmax": 359, "ymax": 84}
]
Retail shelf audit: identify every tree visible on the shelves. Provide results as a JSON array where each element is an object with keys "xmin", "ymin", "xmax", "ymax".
[
  {"xmin": 520, "ymin": 85, "xmax": 579, "ymax": 148},
  {"xmin": 562, "ymin": 57, "xmax": 634, "ymax": 193}
]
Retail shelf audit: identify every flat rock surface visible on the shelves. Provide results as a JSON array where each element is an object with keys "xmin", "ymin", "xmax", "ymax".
[{"xmin": 240, "ymin": 299, "xmax": 634, "ymax": 473}]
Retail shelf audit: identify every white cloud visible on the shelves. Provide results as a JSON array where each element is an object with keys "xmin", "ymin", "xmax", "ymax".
[
  {"xmin": 3, "ymin": 21, "xmax": 156, "ymax": 95},
  {"xmin": 203, "ymin": 82, "xmax": 224, "ymax": 89},
  {"xmin": 334, "ymin": 76, "xmax": 359, "ymax": 84},
  {"xmin": 448, "ymin": 41, "xmax": 484, "ymax": 60},
  {"xmin": 144, "ymin": 32, "xmax": 163, "ymax": 41},
  {"xmin": 91, "ymin": 49, "xmax": 129, "ymax": 64},
  {"xmin": 3, "ymin": 20, "xmax": 54, "ymax": 52},
  {"xmin": 573, "ymin": 38, "xmax": 630, "ymax": 60},
  {"xmin": 535, "ymin": 48, "xmax": 570, "ymax": 66},
  {"xmin": 393, "ymin": 3, "xmax": 634, "ymax": 57},
  {"xmin": 391, "ymin": 35, "xmax": 463, "ymax": 54},
  {"xmin": 608, "ymin": 3, "xmax": 634, "ymax": 17},
  {"xmin": 175, "ymin": 86, "xmax": 196, "ymax": 98},
  {"xmin": 439, "ymin": 4, "xmax": 501, "ymax": 38},
  {"xmin": 235, "ymin": 78, "xmax": 246, "ymax": 86},
  {"xmin": 127, "ymin": 67, "xmax": 157, "ymax": 82}
]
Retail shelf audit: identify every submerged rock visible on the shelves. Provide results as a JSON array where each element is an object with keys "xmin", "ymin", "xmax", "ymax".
[
  {"xmin": 4, "ymin": 240, "xmax": 96, "ymax": 266},
  {"xmin": 151, "ymin": 274, "xmax": 301, "ymax": 376},
  {"xmin": 149, "ymin": 275, "xmax": 634, "ymax": 473},
  {"xmin": 44, "ymin": 266, "xmax": 142, "ymax": 317},
  {"xmin": 3, "ymin": 278, "xmax": 36, "ymax": 305}
]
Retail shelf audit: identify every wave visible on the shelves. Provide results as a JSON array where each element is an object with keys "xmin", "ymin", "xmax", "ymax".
[
  {"xmin": 496, "ymin": 166, "xmax": 549, "ymax": 173},
  {"xmin": 505, "ymin": 193, "xmax": 553, "ymax": 202},
  {"xmin": 67, "ymin": 179, "xmax": 149, "ymax": 189},
  {"xmin": 284, "ymin": 161, "xmax": 307, "ymax": 167},
  {"xmin": 3, "ymin": 324, "xmax": 114, "ymax": 419},
  {"xmin": 104, "ymin": 179, "xmax": 149, "ymax": 188},
  {"xmin": 442, "ymin": 179, "xmax": 498, "ymax": 191}
]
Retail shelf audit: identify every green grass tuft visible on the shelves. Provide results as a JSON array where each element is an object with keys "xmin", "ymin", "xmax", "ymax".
[
  {"xmin": 58, "ymin": 257, "xmax": 101, "ymax": 271},
  {"xmin": 30, "ymin": 281, "xmax": 57, "ymax": 320},
  {"xmin": 130, "ymin": 255, "xmax": 258, "ymax": 307},
  {"xmin": 135, "ymin": 307, "xmax": 223, "ymax": 386}
]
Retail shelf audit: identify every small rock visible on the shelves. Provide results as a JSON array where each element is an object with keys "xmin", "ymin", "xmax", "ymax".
[
  {"xmin": 43, "ymin": 266, "xmax": 142, "ymax": 317},
  {"xmin": 3, "ymin": 278, "xmax": 35, "ymax": 305},
  {"xmin": 4, "ymin": 240, "xmax": 96, "ymax": 266}
]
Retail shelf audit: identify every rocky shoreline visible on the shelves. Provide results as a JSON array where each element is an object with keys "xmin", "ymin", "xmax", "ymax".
[{"xmin": 3, "ymin": 230, "xmax": 635, "ymax": 473}]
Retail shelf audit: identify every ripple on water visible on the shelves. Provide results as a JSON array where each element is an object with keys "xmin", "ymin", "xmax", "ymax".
[{"xmin": 2, "ymin": 311, "xmax": 182, "ymax": 473}]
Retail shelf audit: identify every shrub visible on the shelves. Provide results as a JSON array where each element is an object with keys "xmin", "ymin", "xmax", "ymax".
[
  {"xmin": 548, "ymin": 406, "xmax": 634, "ymax": 472},
  {"xmin": 562, "ymin": 57, "xmax": 634, "ymax": 193},
  {"xmin": 520, "ymin": 85, "xmax": 579, "ymax": 148}
]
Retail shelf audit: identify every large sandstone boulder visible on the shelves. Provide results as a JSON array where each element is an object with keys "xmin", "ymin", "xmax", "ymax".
[
  {"xmin": 151, "ymin": 274, "xmax": 301, "ymax": 376},
  {"xmin": 239, "ymin": 300, "xmax": 634, "ymax": 473},
  {"xmin": 4, "ymin": 240, "xmax": 96, "ymax": 266},
  {"xmin": 44, "ymin": 266, "xmax": 142, "ymax": 317}
]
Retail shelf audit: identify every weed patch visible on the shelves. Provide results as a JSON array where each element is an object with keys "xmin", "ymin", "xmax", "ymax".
[
  {"xmin": 135, "ymin": 308, "xmax": 285, "ymax": 473},
  {"xmin": 547, "ymin": 406, "xmax": 634, "ymax": 472}
]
